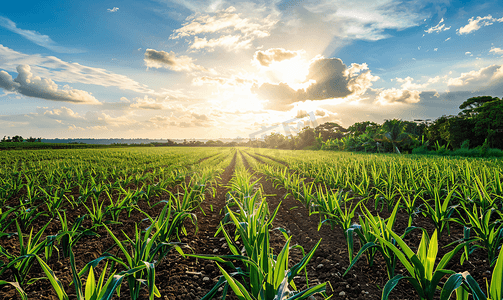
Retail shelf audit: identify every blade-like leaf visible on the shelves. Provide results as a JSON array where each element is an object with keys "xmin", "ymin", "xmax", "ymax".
[{"xmin": 440, "ymin": 273, "xmax": 464, "ymax": 300}]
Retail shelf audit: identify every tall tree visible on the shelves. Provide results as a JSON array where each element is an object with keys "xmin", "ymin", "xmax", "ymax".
[
  {"xmin": 459, "ymin": 96, "xmax": 499, "ymax": 116},
  {"xmin": 377, "ymin": 119, "xmax": 414, "ymax": 154},
  {"xmin": 347, "ymin": 121, "xmax": 379, "ymax": 136},
  {"xmin": 473, "ymin": 98, "xmax": 503, "ymax": 148},
  {"xmin": 315, "ymin": 122, "xmax": 347, "ymax": 141}
]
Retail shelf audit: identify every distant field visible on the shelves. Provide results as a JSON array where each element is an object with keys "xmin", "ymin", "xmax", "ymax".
[{"xmin": 1, "ymin": 147, "xmax": 502, "ymax": 300}]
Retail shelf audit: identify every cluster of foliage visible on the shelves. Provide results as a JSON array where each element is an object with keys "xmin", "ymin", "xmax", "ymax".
[{"xmin": 425, "ymin": 96, "xmax": 503, "ymax": 149}]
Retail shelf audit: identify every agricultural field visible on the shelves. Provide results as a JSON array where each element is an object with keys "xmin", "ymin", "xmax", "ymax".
[{"xmin": 1, "ymin": 147, "xmax": 502, "ymax": 300}]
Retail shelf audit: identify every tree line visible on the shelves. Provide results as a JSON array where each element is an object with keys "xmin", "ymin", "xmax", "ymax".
[
  {"xmin": 2, "ymin": 96, "xmax": 501, "ymax": 156},
  {"xmin": 1, "ymin": 136, "xmax": 42, "ymax": 143},
  {"xmin": 254, "ymin": 96, "xmax": 503, "ymax": 156}
]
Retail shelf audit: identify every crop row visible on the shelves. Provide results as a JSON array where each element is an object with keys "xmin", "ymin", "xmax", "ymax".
[
  {"xmin": 191, "ymin": 151, "xmax": 328, "ymax": 299},
  {"xmin": 0, "ymin": 147, "xmax": 234, "ymax": 299},
  {"xmin": 244, "ymin": 149, "xmax": 503, "ymax": 300}
]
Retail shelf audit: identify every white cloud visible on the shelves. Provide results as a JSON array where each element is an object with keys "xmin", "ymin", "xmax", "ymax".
[
  {"xmin": 445, "ymin": 37, "xmax": 451, "ymax": 41},
  {"xmin": 447, "ymin": 64, "xmax": 503, "ymax": 92},
  {"xmin": 396, "ymin": 77, "xmax": 426, "ymax": 90},
  {"xmin": 253, "ymin": 48, "xmax": 303, "ymax": 67},
  {"xmin": 172, "ymin": 6, "xmax": 276, "ymax": 39},
  {"xmin": 0, "ymin": 45, "xmax": 154, "ymax": 94},
  {"xmin": 190, "ymin": 35, "xmax": 252, "ymax": 51},
  {"xmin": 425, "ymin": 18, "xmax": 451, "ymax": 34},
  {"xmin": 0, "ymin": 65, "xmax": 100, "ymax": 104},
  {"xmin": 165, "ymin": 0, "xmax": 226, "ymax": 13},
  {"xmin": 0, "ymin": 17, "xmax": 84, "ymax": 53},
  {"xmin": 171, "ymin": 6, "xmax": 278, "ymax": 51},
  {"xmin": 490, "ymin": 47, "xmax": 503, "ymax": 56},
  {"xmin": 304, "ymin": 0, "xmax": 424, "ymax": 41},
  {"xmin": 107, "ymin": 7, "xmax": 119, "ymax": 12},
  {"xmin": 457, "ymin": 15, "xmax": 503, "ymax": 35},
  {"xmin": 130, "ymin": 96, "xmax": 165, "ymax": 110},
  {"xmin": 465, "ymin": 51, "xmax": 472, "ymax": 56},
  {"xmin": 375, "ymin": 88, "xmax": 421, "ymax": 105},
  {"xmin": 148, "ymin": 110, "xmax": 213, "ymax": 128},
  {"xmin": 0, "ymin": 106, "xmax": 139, "ymax": 134},
  {"xmin": 193, "ymin": 75, "xmax": 254, "ymax": 86},
  {"xmin": 144, "ymin": 48, "xmax": 207, "ymax": 72}
]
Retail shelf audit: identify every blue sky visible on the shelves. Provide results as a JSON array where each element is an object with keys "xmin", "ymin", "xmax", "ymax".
[{"xmin": 1, "ymin": 0, "xmax": 502, "ymax": 139}]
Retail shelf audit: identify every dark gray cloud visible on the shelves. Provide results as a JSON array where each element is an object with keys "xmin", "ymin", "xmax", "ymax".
[
  {"xmin": 252, "ymin": 57, "xmax": 378, "ymax": 110},
  {"xmin": 304, "ymin": 58, "xmax": 352, "ymax": 99}
]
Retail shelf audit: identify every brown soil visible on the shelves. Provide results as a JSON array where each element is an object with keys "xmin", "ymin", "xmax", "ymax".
[{"xmin": 0, "ymin": 150, "xmax": 493, "ymax": 300}]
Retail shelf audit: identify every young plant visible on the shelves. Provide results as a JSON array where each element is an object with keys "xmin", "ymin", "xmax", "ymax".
[
  {"xmin": 13, "ymin": 204, "xmax": 48, "ymax": 231},
  {"xmin": 345, "ymin": 201, "xmax": 405, "ymax": 278},
  {"xmin": 0, "ymin": 280, "xmax": 27, "ymax": 300},
  {"xmin": 55, "ymin": 211, "xmax": 97, "ymax": 258},
  {"xmin": 379, "ymin": 229, "xmax": 467, "ymax": 300},
  {"xmin": 373, "ymin": 174, "xmax": 399, "ymax": 211},
  {"xmin": 0, "ymin": 220, "xmax": 51, "ymax": 285},
  {"xmin": 140, "ymin": 202, "xmax": 193, "ymax": 260},
  {"xmin": 5, "ymin": 254, "xmax": 69, "ymax": 300},
  {"xmin": 311, "ymin": 187, "xmax": 359, "ymax": 262},
  {"xmin": 194, "ymin": 208, "xmax": 327, "ymax": 300},
  {"xmin": 104, "ymin": 220, "xmax": 181, "ymax": 300},
  {"xmin": 420, "ymin": 185, "xmax": 458, "ymax": 235},
  {"xmin": 39, "ymin": 186, "xmax": 69, "ymax": 216},
  {"xmin": 453, "ymin": 203, "xmax": 503, "ymax": 266},
  {"xmin": 449, "ymin": 245, "xmax": 503, "ymax": 300},
  {"xmin": 68, "ymin": 250, "xmax": 120, "ymax": 300},
  {"xmin": 213, "ymin": 238, "xmax": 327, "ymax": 300},
  {"xmin": 398, "ymin": 188, "xmax": 423, "ymax": 227}
]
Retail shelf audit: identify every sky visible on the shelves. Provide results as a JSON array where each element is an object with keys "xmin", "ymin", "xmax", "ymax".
[{"xmin": 1, "ymin": 0, "xmax": 503, "ymax": 139}]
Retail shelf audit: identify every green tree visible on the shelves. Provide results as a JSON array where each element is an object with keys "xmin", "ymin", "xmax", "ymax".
[
  {"xmin": 264, "ymin": 132, "xmax": 289, "ymax": 149},
  {"xmin": 296, "ymin": 126, "xmax": 316, "ymax": 149},
  {"xmin": 459, "ymin": 96, "xmax": 499, "ymax": 116},
  {"xmin": 347, "ymin": 121, "xmax": 379, "ymax": 137},
  {"xmin": 473, "ymin": 98, "xmax": 503, "ymax": 148},
  {"xmin": 12, "ymin": 135, "xmax": 24, "ymax": 143},
  {"xmin": 315, "ymin": 122, "xmax": 347, "ymax": 141},
  {"xmin": 377, "ymin": 119, "xmax": 414, "ymax": 154}
]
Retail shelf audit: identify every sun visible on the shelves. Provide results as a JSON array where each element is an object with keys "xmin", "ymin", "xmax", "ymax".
[
  {"xmin": 210, "ymin": 90, "xmax": 265, "ymax": 112},
  {"xmin": 266, "ymin": 57, "xmax": 311, "ymax": 89}
]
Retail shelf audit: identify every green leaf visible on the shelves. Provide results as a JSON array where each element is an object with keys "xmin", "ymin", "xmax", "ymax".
[
  {"xmin": 489, "ymin": 246, "xmax": 503, "ymax": 300},
  {"xmin": 215, "ymin": 263, "xmax": 253, "ymax": 300},
  {"xmin": 34, "ymin": 256, "xmax": 69, "ymax": 300},
  {"xmin": 69, "ymin": 250, "xmax": 84, "ymax": 300},
  {"xmin": 343, "ymin": 242, "xmax": 378, "ymax": 277},
  {"xmin": 464, "ymin": 273, "xmax": 487, "ymax": 300},
  {"xmin": 85, "ymin": 266, "xmax": 96, "ymax": 300},
  {"xmin": 439, "ymin": 273, "xmax": 464, "ymax": 300},
  {"xmin": 288, "ymin": 239, "xmax": 321, "ymax": 282},
  {"xmin": 0, "ymin": 280, "xmax": 28, "ymax": 300},
  {"xmin": 382, "ymin": 274, "xmax": 405, "ymax": 300},
  {"xmin": 425, "ymin": 230, "xmax": 438, "ymax": 280},
  {"xmin": 286, "ymin": 283, "xmax": 327, "ymax": 300},
  {"xmin": 274, "ymin": 238, "xmax": 291, "ymax": 289}
]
